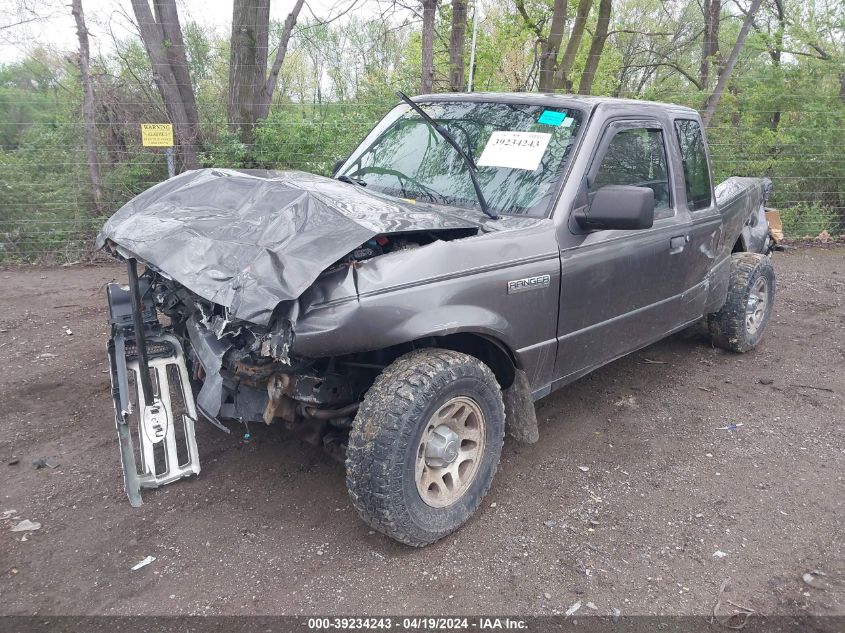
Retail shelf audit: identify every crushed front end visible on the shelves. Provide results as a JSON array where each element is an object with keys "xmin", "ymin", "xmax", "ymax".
[
  {"xmin": 105, "ymin": 255, "xmax": 383, "ymax": 506},
  {"xmin": 97, "ymin": 167, "xmax": 486, "ymax": 505}
]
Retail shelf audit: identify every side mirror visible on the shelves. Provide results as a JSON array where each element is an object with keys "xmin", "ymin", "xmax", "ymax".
[
  {"xmin": 332, "ymin": 158, "xmax": 347, "ymax": 177},
  {"xmin": 574, "ymin": 185, "xmax": 655, "ymax": 231}
]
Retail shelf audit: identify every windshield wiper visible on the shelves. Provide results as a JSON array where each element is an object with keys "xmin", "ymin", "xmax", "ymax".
[
  {"xmin": 395, "ymin": 90, "xmax": 497, "ymax": 220},
  {"xmin": 336, "ymin": 174, "xmax": 366, "ymax": 187}
]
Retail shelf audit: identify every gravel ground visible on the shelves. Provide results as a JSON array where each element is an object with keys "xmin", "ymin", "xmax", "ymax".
[{"xmin": 0, "ymin": 246, "xmax": 843, "ymax": 617}]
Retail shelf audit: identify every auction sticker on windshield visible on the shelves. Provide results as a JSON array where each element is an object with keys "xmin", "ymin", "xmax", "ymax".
[{"xmin": 478, "ymin": 131, "xmax": 552, "ymax": 171}]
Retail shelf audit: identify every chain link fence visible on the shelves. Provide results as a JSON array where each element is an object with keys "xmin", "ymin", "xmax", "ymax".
[{"xmin": 2, "ymin": 100, "xmax": 843, "ymax": 264}]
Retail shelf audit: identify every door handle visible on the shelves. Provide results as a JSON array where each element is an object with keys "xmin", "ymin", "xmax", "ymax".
[{"xmin": 669, "ymin": 235, "xmax": 688, "ymax": 254}]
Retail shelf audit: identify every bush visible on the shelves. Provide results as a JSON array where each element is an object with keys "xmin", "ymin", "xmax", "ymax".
[
  {"xmin": 779, "ymin": 204, "xmax": 839, "ymax": 239},
  {"xmin": 253, "ymin": 101, "xmax": 392, "ymax": 175}
]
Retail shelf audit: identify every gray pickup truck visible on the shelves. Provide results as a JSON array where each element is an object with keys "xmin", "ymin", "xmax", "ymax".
[{"xmin": 98, "ymin": 93, "xmax": 777, "ymax": 546}]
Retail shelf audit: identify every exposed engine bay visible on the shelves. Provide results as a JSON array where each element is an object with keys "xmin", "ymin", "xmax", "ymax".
[
  {"xmin": 95, "ymin": 168, "xmax": 500, "ymax": 506},
  {"xmin": 328, "ymin": 229, "xmax": 474, "ymax": 268}
]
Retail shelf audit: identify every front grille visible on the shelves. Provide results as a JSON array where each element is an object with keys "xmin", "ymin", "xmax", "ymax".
[{"xmin": 125, "ymin": 339, "xmax": 175, "ymax": 361}]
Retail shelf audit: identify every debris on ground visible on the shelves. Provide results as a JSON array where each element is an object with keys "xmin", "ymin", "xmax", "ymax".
[
  {"xmin": 790, "ymin": 383, "xmax": 835, "ymax": 393},
  {"xmin": 716, "ymin": 423, "xmax": 743, "ymax": 431},
  {"xmin": 543, "ymin": 592, "xmax": 551, "ymax": 600},
  {"xmin": 586, "ymin": 601, "xmax": 598, "ymax": 610},
  {"xmin": 802, "ymin": 570, "xmax": 828, "ymax": 590},
  {"xmin": 613, "ymin": 395, "xmax": 639, "ymax": 409},
  {"xmin": 564, "ymin": 601, "xmax": 581, "ymax": 617},
  {"xmin": 578, "ymin": 466, "xmax": 590, "ymax": 472},
  {"xmin": 10, "ymin": 519, "xmax": 41, "ymax": 532},
  {"xmin": 7, "ymin": 458, "xmax": 19, "ymax": 466},
  {"xmin": 758, "ymin": 378, "xmax": 774, "ymax": 385},
  {"xmin": 710, "ymin": 578, "xmax": 755, "ymax": 630},
  {"xmin": 131, "ymin": 555, "xmax": 156, "ymax": 571},
  {"xmin": 31, "ymin": 458, "xmax": 58, "ymax": 469},
  {"xmin": 713, "ymin": 550, "xmax": 728, "ymax": 558},
  {"xmin": 609, "ymin": 607, "xmax": 621, "ymax": 624},
  {"xmin": 765, "ymin": 210, "xmax": 783, "ymax": 243},
  {"xmin": 575, "ymin": 559, "xmax": 593, "ymax": 576}
]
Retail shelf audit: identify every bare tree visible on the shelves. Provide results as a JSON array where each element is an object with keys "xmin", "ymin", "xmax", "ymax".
[
  {"xmin": 155, "ymin": 0, "xmax": 199, "ymax": 131},
  {"xmin": 71, "ymin": 0, "xmax": 102, "ymax": 208},
  {"xmin": 700, "ymin": 0, "xmax": 721, "ymax": 88},
  {"xmin": 516, "ymin": 0, "xmax": 565, "ymax": 91},
  {"xmin": 516, "ymin": 0, "xmax": 598, "ymax": 92},
  {"xmin": 229, "ymin": 0, "xmax": 305, "ymax": 144},
  {"xmin": 448, "ymin": 0, "xmax": 467, "ymax": 91},
  {"xmin": 130, "ymin": 0, "xmax": 200, "ymax": 170},
  {"xmin": 743, "ymin": 0, "xmax": 786, "ymax": 128},
  {"xmin": 420, "ymin": 0, "xmax": 438, "ymax": 93},
  {"xmin": 229, "ymin": 0, "xmax": 269, "ymax": 145},
  {"xmin": 702, "ymin": 0, "xmax": 763, "ymax": 126},
  {"xmin": 578, "ymin": 0, "xmax": 612, "ymax": 95},
  {"xmin": 256, "ymin": 0, "xmax": 304, "ymax": 119},
  {"xmin": 554, "ymin": 0, "xmax": 592, "ymax": 90}
]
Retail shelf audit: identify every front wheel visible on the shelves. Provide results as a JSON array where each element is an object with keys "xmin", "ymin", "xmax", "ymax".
[
  {"xmin": 345, "ymin": 349, "xmax": 505, "ymax": 547},
  {"xmin": 708, "ymin": 252, "xmax": 776, "ymax": 352}
]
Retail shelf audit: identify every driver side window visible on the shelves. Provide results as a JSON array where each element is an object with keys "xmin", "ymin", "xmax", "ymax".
[{"xmin": 590, "ymin": 127, "xmax": 673, "ymax": 220}]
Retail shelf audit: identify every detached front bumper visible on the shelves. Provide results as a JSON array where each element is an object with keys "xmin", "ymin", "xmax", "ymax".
[{"xmin": 106, "ymin": 260, "xmax": 201, "ymax": 507}]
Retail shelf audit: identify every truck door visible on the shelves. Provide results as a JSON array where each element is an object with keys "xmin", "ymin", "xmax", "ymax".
[{"xmin": 553, "ymin": 118, "xmax": 699, "ymax": 383}]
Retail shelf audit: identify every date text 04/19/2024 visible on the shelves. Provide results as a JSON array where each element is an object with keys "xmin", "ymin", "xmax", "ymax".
[{"xmin": 305, "ymin": 617, "xmax": 528, "ymax": 630}]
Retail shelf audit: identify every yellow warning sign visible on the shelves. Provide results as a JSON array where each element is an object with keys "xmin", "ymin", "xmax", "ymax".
[{"xmin": 141, "ymin": 123, "xmax": 174, "ymax": 147}]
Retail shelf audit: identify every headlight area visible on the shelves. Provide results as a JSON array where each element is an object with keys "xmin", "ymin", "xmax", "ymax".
[{"xmin": 148, "ymin": 271, "xmax": 386, "ymax": 462}]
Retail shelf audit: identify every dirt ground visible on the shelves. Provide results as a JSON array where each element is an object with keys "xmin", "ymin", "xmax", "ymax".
[{"xmin": 1, "ymin": 247, "xmax": 843, "ymax": 618}]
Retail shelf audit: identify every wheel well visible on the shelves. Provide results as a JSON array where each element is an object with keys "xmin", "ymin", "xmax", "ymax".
[
  {"xmin": 731, "ymin": 236, "xmax": 746, "ymax": 253},
  {"xmin": 329, "ymin": 333, "xmax": 519, "ymax": 396},
  {"xmin": 421, "ymin": 333, "xmax": 517, "ymax": 389}
]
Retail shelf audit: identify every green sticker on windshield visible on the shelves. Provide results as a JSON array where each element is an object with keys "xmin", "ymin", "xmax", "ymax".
[{"xmin": 538, "ymin": 110, "xmax": 566, "ymax": 126}]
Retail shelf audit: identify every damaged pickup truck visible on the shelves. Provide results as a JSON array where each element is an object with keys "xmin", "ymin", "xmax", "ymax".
[{"xmin": 98, "ymin": 93, "xmax": 778, "ymax": 546}]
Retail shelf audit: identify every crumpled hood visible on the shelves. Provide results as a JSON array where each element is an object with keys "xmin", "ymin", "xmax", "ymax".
[{"xmin": 96, "ymin": 168, "xmax": 482, "ymax": 325}]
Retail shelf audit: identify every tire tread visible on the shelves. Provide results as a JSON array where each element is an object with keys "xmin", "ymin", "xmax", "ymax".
[
  {"xmin": 345, "ymin": 348, "xmax": 504, "ymax": 547},
  {"xmin": 708, "ymin": 252, "xmax": 775, "ymax": 353}
]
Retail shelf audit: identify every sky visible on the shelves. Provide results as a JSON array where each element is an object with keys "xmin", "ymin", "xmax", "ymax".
[{"xmin": 0, "ymin": 0, "xmax": 381, "ymax": 63}]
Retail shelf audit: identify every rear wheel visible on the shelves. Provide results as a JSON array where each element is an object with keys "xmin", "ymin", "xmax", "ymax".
[
  {"xmin": 708, "ymin": 252, "xmax": 776, "ymax": 352},
  {"xmin": 345, "ymin": 349, "xmax": 505, "ymax": 547}
]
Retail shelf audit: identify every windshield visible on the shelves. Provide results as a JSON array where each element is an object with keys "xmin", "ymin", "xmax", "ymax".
[{"xmin": 338, "ymin": 101, "xmax": 584, "ymax": 217}]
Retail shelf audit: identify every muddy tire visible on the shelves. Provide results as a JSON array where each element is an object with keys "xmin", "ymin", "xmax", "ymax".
[
  {"xmin": 345, "ymin": 348, "xmax": 505, "ymax": 547},
  {"xmin": 708, "ymin": 252, "xmax": 776, "ymax": 353}
]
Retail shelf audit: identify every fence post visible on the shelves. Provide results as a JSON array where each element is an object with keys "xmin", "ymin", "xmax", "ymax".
[{"xmin": 165, "ymin": 147, "xmax": 175, "ymax": 179}]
